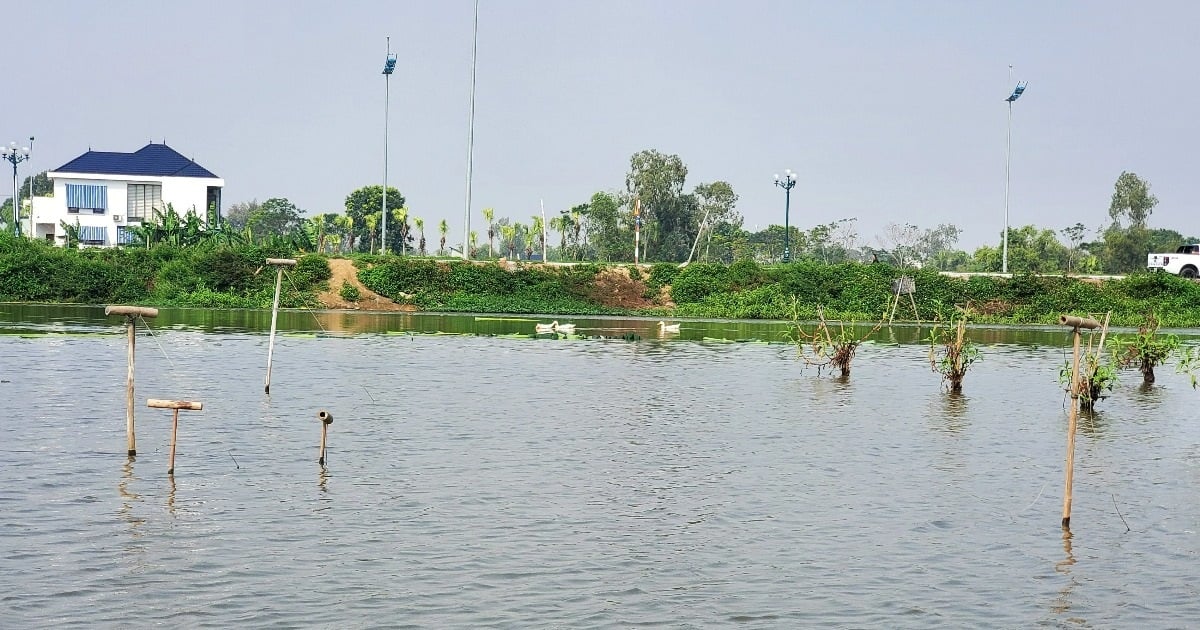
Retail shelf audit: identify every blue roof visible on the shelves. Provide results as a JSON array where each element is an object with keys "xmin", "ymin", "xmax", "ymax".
[{"xmin": 54, "ymin": 143, "xmax": 219, "ymax": 178}]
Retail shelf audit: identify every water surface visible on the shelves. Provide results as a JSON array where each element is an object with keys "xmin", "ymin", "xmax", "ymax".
[{"xmin": 1, "ymin": 305, "xmax": 1197, "ymax": 627}]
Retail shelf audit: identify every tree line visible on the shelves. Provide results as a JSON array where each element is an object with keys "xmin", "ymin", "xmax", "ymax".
[{"xmin": 10, "ymin": 151, "xmax": 1191, "ymax": 274}]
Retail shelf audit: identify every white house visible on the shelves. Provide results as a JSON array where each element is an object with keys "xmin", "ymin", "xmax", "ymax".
[{"xmin": 31, "ymin": 142, "xmax": 224, "ymax": 247}]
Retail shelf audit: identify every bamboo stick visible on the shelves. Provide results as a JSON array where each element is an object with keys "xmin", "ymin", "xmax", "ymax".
[
  {"xmin": 146, "ymin": 399, "xmax": 203, "ymax": 476},
  {"xmin": 1061, "ymin": 324, "xmax": 1083, "ymax": 529},
  {"xmin": 1059, "ymin": 315, "xmax": 1100, "ymax": 330},
  {"xmin": 318, "ymin": 410, "xmax": 333, "ymax": 465},
  {"xmin": 147, "ymin": 399, "xmax": 204, "ymax": 410},
  {"xmin": 106, "ymin": 305, "xmax": 159, "ymax": 456},
  {"xmin": 263, "ymin": 260, "xmax": 291, "ymax": 394},
  {"xmin": 125, "ymin": 317, "xmax": 136, "ymax": 456},
  {"xmin": 168, "ymin": 409, "xmax": 179, "ymax": 475}
]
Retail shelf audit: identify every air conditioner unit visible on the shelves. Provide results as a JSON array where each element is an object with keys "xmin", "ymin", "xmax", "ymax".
[{"xmin": 112, "ymin": 215, "xmax": 124, "ymax": 222}]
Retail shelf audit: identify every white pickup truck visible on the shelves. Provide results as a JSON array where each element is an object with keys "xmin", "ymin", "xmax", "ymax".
[{"xmin": 1147, "ymin": 244, "xmax": 1200, "ymax": 278}]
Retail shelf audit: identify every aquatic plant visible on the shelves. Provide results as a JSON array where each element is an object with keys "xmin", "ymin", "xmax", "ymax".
[
  {"xmin": 927, "ymin": 311, "xmax": 979, "ymax": 392},
  {"xmin": 784, "ymin": 298, "xmax": 881, "ymax": 377},
  {"xmin": 1109, "ymin": 311, "xmax": 1179, "ymax": 385}
]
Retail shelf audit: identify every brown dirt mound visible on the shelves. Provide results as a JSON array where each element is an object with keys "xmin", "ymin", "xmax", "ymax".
[
  {"xmin": 318, "ymin": 258, "xmax": 415, "ymax": 311},
  {"xmin": 584, "ymin": 265, "xmax": 664, "ymax": 310}
]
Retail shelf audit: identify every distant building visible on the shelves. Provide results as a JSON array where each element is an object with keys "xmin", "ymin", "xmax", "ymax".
[{"xmin": 30, "ymin": 142, "xmax": 224, "ymax": 247}]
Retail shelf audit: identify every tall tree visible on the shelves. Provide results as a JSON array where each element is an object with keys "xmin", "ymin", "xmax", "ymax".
[
  {"xmin": 584, "ymin": 192, "xmax": 627, "ymax": 261},
  {"xmin": 345, "ymin": 185, "xmax": 406, "ymax": 251},
  {"xmin": 1108, "ymin": 171, "xmax": 1158, "ymax": 228},
  {"xmin": 438, "ymin": 219, "xmax": 449, "ymax": 256},
  {"xmin": 245, "ymin": 197, "xmax": 305, "ymax": 242},
  {"xmin": 224, "ymin": 199, "xmax": 261, "ymax": 232},
  {"xmin": 625, "ymin": 149, "xmax": 695, "ymax": 262}
]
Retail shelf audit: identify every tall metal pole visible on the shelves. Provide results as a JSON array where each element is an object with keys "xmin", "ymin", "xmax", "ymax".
[
  {"xmin": 1003, "ymin": 68, "xmax": 1013, "ymax": 274},
  {"xmin": 783, "ymin": 187, "xmax": 791, "ymax": 263},
  {"xmin": 10, "ymin": 162, "xmax": 16, "ymax": 237},
  {"xmin": 382, "ymin": 37, "xmax": 392, "ymax": 254},
  {"xmin": 462, "ymin": 0, "xmax": 479, "ymax": 260},
  {"xmin": 774, "ymin": 170, "xmax": 796, "ymax": 263},
  {"xmin": 25, "ymin": 136, "xmax": 34, "ymax": 238}
]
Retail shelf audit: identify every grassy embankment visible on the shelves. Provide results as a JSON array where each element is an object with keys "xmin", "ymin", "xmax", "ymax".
[{"xmin": 4, "ymin": 234, "xmax": 1200, "ymax": 327}]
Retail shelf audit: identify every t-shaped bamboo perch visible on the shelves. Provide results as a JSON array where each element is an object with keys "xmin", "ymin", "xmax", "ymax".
[
  {"xmin": 106, "ymin": 305, "xmax": 159, "ymax": 456},
  {"xmin": 1059, "ymin": 314, "xmax": 1100, "ymax": 530},
  {"xmin": 147, "ymin": 399, "xmax": 203, "ymax": 475},
  {"xmin": 263, "ymin": 258, "xmax": 298, "ymax": 394}
]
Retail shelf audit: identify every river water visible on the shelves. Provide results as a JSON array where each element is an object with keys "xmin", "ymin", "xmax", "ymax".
[{"xmin": 1, "ymin": 305, "xmax": 1198, "ymax": 627}]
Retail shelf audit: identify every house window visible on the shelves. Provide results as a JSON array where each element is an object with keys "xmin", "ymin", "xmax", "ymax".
[
  {"xmin": 77, "ymin": 225, "xmax": 107, "ymax": 245},
  {"xmin": 116, "ymin": 226, "xmax": 139, "ymax": 245},
  {"xmin": 127, "ymin": 183, "xmax": 162, "ymax": 222},
  {"xmin": 66, "ymin": 184, "xmax": 108, "ymax": 214}
]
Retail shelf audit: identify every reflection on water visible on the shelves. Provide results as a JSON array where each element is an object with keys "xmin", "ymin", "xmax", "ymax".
[{"xmin": 1, "ymin": 305, "xmax": 1199, "ymax": 626}]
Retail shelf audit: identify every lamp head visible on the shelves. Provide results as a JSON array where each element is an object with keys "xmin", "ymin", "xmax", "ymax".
[{"xmin": 773, "ymin": 173, "xmax": 780, "ymax": 181}]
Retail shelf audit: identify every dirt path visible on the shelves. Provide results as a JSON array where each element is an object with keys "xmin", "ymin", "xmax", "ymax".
[{"xmin": 317, "ymin": 258, "xmax": 415, "ymax": 311}]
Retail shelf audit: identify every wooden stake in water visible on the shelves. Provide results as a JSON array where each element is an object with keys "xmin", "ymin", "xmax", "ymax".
[
  {"xmin": 318, "ymin": 410, "xmax": 334, "ymax": 465},
  {"xmin": 148, "ymin": 399, "xmax": 203, "ymax": 475},
  {"xmin": 263, "ymin": 258, "xmax": 298, "ymax": 394},
  {"xmin": 1058, "ymin": 314, "xmax": 1100, "ymax": 530},
  {"xmin": 105, "ymin": 305, "xmax": 159, "ymax": 456}
]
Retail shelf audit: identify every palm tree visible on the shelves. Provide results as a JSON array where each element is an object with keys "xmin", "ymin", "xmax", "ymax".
[
  {"xmin": 499, "ymin": 224, "xmax": 517, "ymax": 259},
  {"xmin": 392, "ymin": 207, "xmax": 409, "ymax": 255},
  {"xmin": 530, "ymin": 215, "xmax": 545, "ymax": 260},
  {"xmin": 549, "ymin": 215, "xmax": 568, "ymax": 261},
  {"xmin": 333, "ymin": 215, "xmax": 353, "ymax": 253},
  {"xmin": 468, "ymin": 230, "xmax": 478, "ymax": 257},
  {"xmin": 570, "ymin": 209, "xmax": 584, "ymax": 260},
  {"xmin": 414, "ymin": 216, "xmax": 426, "ymax": 256},
  {"xmin": 364, "ymin": 212, "xmax": 379, "ymax": 253},
  {"xmin": 307, "ymin": 213, "xmax": 327, "ymax": 253},
  {"xmin": 482, "ymin": 207, "xmax": 495, "ymax": 258},
  {"xmin": 438, "ymin": 219, "xmax": 449, "ymax": 256}
]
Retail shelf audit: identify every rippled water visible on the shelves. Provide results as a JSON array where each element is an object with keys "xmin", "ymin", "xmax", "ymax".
[{"xmin": 1, "ymin": 306, "xmax": 1198, "ymax": 627}]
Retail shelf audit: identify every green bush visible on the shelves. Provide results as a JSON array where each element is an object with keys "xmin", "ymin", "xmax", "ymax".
[{"xmin": 339, "ymin": 281, "xmax": 360, "ymax": 302}]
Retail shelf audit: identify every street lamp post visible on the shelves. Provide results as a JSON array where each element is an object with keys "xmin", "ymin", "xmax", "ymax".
[
  {"xmin": 773, "ymin": 169, "xmax": 797, "ymax": 263},
  {"xmin": 2, "ymin": 139, "xmax": 32, "ymax": 237},
  {"xmin": 381, "ymin": 38, "xmax": 397, "ymax": 254},
  {"xmin": 1003, "ymin": 77, "xmax": 1027, "ymax": 274}
]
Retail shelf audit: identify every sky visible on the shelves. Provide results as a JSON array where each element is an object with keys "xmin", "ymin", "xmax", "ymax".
[{"xmin": 6, "ymin": 0, "xmax": 1200, "ymax": 251}]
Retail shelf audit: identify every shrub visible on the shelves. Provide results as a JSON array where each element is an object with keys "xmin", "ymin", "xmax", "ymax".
[{"xmin": 339, "ymin": 281, "xmax": 360, "ymax": 302}]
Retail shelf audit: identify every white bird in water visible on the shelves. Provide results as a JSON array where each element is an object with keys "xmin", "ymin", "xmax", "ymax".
[
  {"xmin": 554, "ymin": 322, "xmax": 576, "ymax": 334},
  {"xmin": 659, "ymin": 321, "xmax": 681, "ymax": 333},
  {"xmin": 535, "ymin": 321, "xmax": 558, "ymax": 334}
]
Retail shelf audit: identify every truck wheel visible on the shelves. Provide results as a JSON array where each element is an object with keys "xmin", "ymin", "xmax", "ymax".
[{"xmin": 1182, "ymin": 266, "xmax": 1199, "ymax": 279}]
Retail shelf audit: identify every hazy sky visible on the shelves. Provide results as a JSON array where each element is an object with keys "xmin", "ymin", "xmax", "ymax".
[{"xmin": 7, "ymin": 0, "xmax": 1200, "ymax": 250}]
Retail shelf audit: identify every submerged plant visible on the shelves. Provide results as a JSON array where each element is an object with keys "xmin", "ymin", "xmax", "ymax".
[
  {"xmin": 1109, "ymin": 311, "xmax": 1180, "ymax": 385},
  {"xmin": 783, "ymin": 298, "xmax": 881, "ymax": 377},
  {"xmin": 927, "ymin": 312, "xmax": 980, "ymax": 392}
]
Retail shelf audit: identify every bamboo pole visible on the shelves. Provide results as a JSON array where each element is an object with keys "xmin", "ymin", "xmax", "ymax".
[
  {"xmin": 263, "ymin": 258, "xmax": 297, "ymax": 394},
  {"xmin": 1058, "ymin": 313, "xmax": 1100, "ymax": 529},
  {"xmin": 1062, "ymin": 324, "xmax": 1082, "ymax": 530},
  {"xmin": 318, "ymin": 410, "xmax": 333, "ymax": 465},
  {"xmin": 105, "ymin": 305, "xmax": 159, "ymax": 456},
  {"xmin": 147, "ymin": 399, "xmax": 203, "ymax": 476}
]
